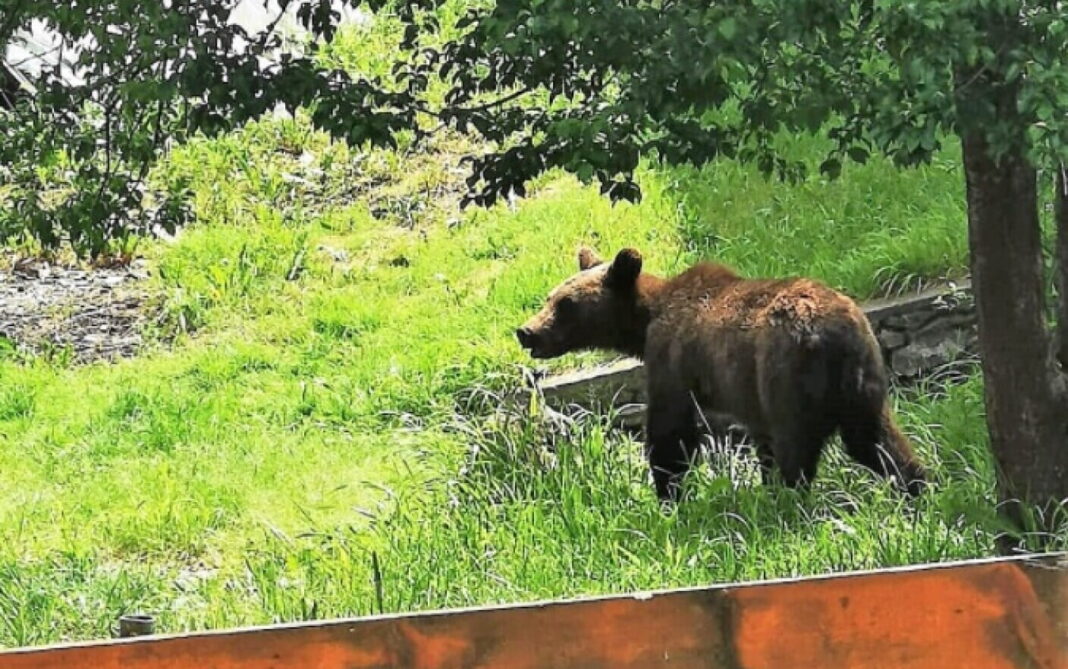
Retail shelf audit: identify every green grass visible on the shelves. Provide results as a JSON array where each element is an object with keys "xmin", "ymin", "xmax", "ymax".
[
  {"xmin": 669, "ymin": 135, "xmax": 969, "ymax": 297},
  {"xmin": 0, "ymin": 9, "xmax": 1018, "ymax": 649}
]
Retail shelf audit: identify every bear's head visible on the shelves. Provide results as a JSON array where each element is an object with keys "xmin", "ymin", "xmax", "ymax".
[{"xmin": 516, "ymin": 247, "xmax": 646, "ymax": 359}]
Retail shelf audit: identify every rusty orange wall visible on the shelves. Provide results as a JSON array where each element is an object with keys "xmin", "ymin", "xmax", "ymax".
[{"xmin": 1, "ymin": 555, "xmax": 1066, "ymax": 669}]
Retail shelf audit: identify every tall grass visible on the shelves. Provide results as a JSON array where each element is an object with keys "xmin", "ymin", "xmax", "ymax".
[{"xmin": 1, "ymin": 373, "xmax": 1018, "ymax": 644}]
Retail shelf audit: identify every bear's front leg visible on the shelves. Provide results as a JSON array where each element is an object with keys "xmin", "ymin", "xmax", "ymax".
[
  {"xmin": 645, "ymin": 387, "xmax": 699, "ymax": 504},
  {"xmin": 752, "ymin": 439, "xmax": 777, "ymax": 485}
]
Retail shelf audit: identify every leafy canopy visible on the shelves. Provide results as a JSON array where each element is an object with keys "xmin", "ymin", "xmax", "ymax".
[
  {"xmin": 410, "ymin": 0, "xmax": 1068, "ymax": 205},
  {"xmin": 0, "ymin": 0, "xmax": 433, "ymax": 256},
  {"xmin": 4, "ymin": 0, "xmax": 1068, "ymax": 256}
]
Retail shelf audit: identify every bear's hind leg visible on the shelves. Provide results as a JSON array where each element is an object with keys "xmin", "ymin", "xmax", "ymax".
[
  {"xmin": 840, "ymin": 402, "xmax": 927, "ymax": 496},
  {"xmin": 768, "ymin": 413, "xmax": 835, "ymax": 491},
  {"xmin": 769, "ymin": 435, "xmax": 824, "ymax": 490}
]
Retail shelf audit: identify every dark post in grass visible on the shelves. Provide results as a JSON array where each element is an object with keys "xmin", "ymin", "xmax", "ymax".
[{"xmin": 117, "ymin": 614, "xmax": 156, "ymax": 639}]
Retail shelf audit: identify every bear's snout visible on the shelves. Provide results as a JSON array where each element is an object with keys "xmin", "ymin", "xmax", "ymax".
[
  {"xmin": 516, "ymin": 325, "xmax": 556, "ymax": 358},
  {"xmin": 515, "ymin": 326, "xmax": 540, "ymax": 350}
]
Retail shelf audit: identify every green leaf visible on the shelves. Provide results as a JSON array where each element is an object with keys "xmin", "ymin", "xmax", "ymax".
[
  {"xmin": 717, "ymin": 17, "xmax": 738, "ymax": 40},
  {"xmin": 819, "ymin": 158, "xmax": 842, "ymax": 180},
  {"xmin": 847, "ymin": 147, "xmax": 869, "ymax": 164}
]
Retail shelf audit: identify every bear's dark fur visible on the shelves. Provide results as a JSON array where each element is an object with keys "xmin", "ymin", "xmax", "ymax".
[{"xmin": 517, "ymin": 247, "xmax": 927, "ymax": 502}]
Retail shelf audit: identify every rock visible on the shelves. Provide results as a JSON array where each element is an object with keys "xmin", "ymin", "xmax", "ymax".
[
  {"xmin": 882, "ymin": 306, "xmax": 937, "ymax": 331},
  {"xmin": 891, "ymin": 341, "xmax": 959, "ymax": 378},
  {"xmin": 890, "ymin": 326, "xmax": 975, "ymax": 378},
  {"xmin": 914, "ymin": 311, "xmax": 979, "ymax": 340},
  {"xmin": 877, "ymin": 328, "xmax": 908, "ymax": 350}
]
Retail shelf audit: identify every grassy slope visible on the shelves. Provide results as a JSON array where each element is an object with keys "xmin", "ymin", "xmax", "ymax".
[{"xmin": 0, "ymin": 12, "xmax": 1013, "ymax": 648}]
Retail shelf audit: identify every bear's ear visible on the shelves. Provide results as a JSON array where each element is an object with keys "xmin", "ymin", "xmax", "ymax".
[
  {"xmin": 607, "ymin": 248, "xmax": 643, "ymax": 288},
  {"xmin": 578, "ymin": 246, "xmax": 603, "ymax": 270}
]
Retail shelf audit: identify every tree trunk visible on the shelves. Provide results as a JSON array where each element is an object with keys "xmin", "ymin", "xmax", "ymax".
[
  {"xmin": 961, "ymin": 134, "xmax": 1068, "ymax": 550},
  {"xmin": 1056, "ymin": 166, "xmax": 1068, "ymax": 374}
]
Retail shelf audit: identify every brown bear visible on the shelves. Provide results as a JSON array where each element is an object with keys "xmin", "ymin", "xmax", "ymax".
[{"xmin": 516, "ymin": 247, "xmax": 927, "ymax": 503}]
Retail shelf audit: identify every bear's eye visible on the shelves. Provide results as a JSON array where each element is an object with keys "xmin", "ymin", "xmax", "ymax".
[{"xmin": 556, "ymin": 295, "xmax": 577, "ymax": 318}]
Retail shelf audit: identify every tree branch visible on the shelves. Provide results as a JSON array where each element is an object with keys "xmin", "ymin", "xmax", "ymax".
[
  {"xmin": 1055, "ymin": 163, "xmax": 1068, "ymax": 373},
  {"xmin": 413, "ymin": 85, "xmax": 534, "ymax": 122},
  {"xmin": 253, "ymin": 3, "xmax": 291, "ymax": 52},
  {"xmin": 952, "ymin": 44, "xmax": 1010, "ymax": 98},
  {"xmin": 463, "ymin": 86, "xmax": 533, "ymax": 113},
  {"xmin": 90, "ymin": 101, "xmax": 116, "ymax": 215},
  {"xmin": 0, "ymin": 0, "xmax": 26, "ymax": 47}
]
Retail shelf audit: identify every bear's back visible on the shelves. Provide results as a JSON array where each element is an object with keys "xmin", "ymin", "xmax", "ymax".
[{"xmin": 654, "ymin": 263, "xmax": 861, "ymax": 333}]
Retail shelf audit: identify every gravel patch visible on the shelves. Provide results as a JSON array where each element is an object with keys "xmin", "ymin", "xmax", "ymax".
[{"xmin": 0, "ymin": 256, "xmax": 154, "ymax": 363}]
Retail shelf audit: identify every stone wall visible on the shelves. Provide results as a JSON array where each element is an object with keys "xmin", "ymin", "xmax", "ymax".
[
  {"xmin": 522, "ymin": 280, "xmax": 977, "ymax": 425},
  {"xmin": 865, "ymin": 281, "xmax": 978, "ymax": 379}
]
